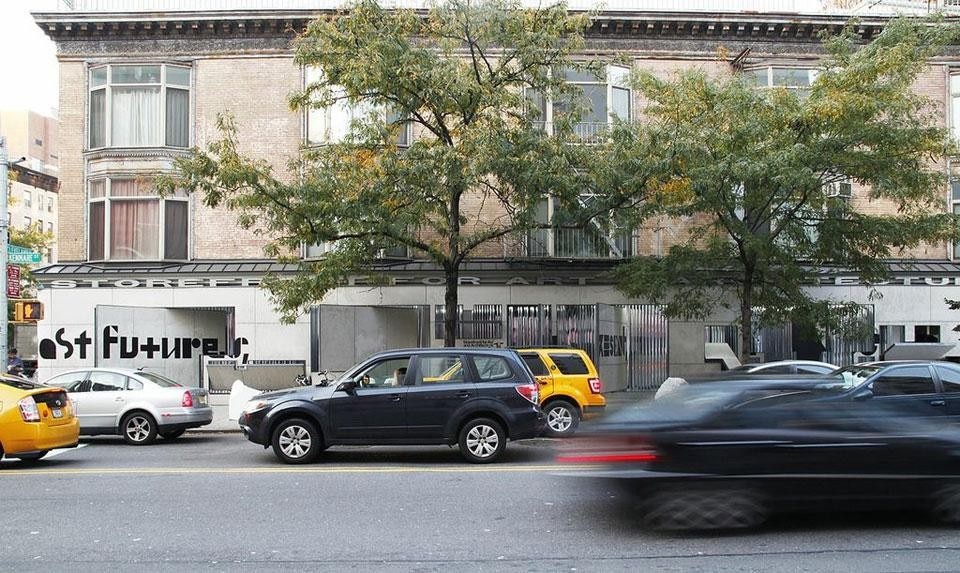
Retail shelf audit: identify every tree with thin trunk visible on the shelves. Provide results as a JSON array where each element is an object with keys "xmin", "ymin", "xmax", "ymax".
[
  {"xmin": 614, "ymin": 18, "xmax": 960, "ymax": 362},
  {"xmin": 166, "ymin": 0, "xmax": 644, "ymax": 346}
]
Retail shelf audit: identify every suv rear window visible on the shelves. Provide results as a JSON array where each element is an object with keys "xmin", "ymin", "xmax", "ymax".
[
  {"xmin": 472, "ymin": 356, "xmax": 513, "ymax": 381},
  {"xmin": 520, "ymin": 354, "xmax": 549, "ymax": 376},
  {"xmin": 548, "ymin": 353, "xmax": 589, "ymax": 375}
]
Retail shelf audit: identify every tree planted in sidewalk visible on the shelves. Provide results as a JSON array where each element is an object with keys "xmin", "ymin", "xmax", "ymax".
[
  {"xmin": 614, "ymin": 18, "xmax": 960, "ymax": 361},
  {"xmin": 165, "ymin": 0, "xmax": 648, "ymax": 346}
]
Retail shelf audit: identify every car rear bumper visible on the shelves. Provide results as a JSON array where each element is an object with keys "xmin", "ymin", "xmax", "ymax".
[
  {"xmin": 3, "ymin": 419, "xmax": 80, "ymax": 454},
  {"xmin": 582, "ymin": 404, "xmax": 606, "ymax": 419},
  {"xmin": 157, "ymin": 406, "xmax": 214, "ymax": 430},
  {"xmin": 510, "ymin": 408, "xmax": 546, "ymax": 440}
]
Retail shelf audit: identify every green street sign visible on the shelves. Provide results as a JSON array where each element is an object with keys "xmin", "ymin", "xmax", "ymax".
[
  {"xmin": 8, "ymin": 245, "xmax": 33, "ymax": 254},
  {"xmin": 8, "ymin": 252, "xmax": 42, "ymax": 264}
]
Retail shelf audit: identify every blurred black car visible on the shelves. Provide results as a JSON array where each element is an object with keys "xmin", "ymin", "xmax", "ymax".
[
  {"xmin": 239, "ymin": 348, "xmax": 545, "ymax": 464},
  {"xmin": 558, "ymin": 381, "xmax": 960, "ymax": 530}
]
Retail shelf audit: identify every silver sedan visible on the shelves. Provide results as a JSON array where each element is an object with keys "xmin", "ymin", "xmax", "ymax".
[{"xmin": 42, "ymin": 368, "xmax": 213, "ymax": 445}]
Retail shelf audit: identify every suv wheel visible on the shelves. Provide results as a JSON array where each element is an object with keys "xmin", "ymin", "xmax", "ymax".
[
  {"xmin": 458, "ymin": 418, "xmax": 506, "ymax": 463},
  {"xmin": 272, "ymin": 418, "xmax": 322, "ymax": 464},
  {"xmin": 121, "ymin": 412, "xmax": 158, "ymax": 445},
  {"xmin": 544, "ymin": 399, "xmax": 580, "ymax": 437}
]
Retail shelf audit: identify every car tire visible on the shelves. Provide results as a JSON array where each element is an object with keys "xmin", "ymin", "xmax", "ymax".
[
  {"xmin": 121, "ymin": 411, "xmax": 158, "ymax": 445},
  {"xmin": 160, "ymin": 429, "xmax": 186, "ymax": 440},
  {"xmin": 931, "ymin": 485, "xmax": 960, "ymax": 523},
  {"xmin": 271, "ymin": 418, "xmax": 322, "ymax": 464},
  {"xmin": 544, "ymin": 399, "xmax": 580, "ymax": 438},
  {"xmin": 14, "ymin": 451, "xmax": 48, "ymax": 461},
  {"xmin": 640, "ymin": 487, "xmax": 767, "ymax": 531},
  {"xmin": 458, "ymin": 417, "xmax": 506, "ymax": 463}
]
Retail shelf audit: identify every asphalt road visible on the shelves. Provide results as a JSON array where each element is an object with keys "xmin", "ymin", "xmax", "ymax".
[{"xmin": 3, "ymin": 434, "xmax": 960, "ymax": 572}]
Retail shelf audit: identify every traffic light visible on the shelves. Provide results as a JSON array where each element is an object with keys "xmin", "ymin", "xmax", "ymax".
[{"xmin": 14, "ymin": 300, "xmax": 43, "ymax": 322}]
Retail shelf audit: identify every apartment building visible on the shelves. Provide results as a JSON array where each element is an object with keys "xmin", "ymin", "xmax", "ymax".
[{"xmin": 29, "ymin": 0, "xmax": 960, "ymax": 391}]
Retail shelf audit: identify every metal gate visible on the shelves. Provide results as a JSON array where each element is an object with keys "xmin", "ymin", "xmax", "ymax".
[
  {"xmin": 824, "ymin": 304, "xmax": 876, "ymax": 367},
  {"xmin": 622, "ymin": 304, "xmax": 670, "ymax": 391},
  {"xmin": 507, "ymin": 303, "xmax": 669, "ymax": 392},
  {"xmin": 506, "ymin": 304, "xmax": 551, "ymax": 347}
]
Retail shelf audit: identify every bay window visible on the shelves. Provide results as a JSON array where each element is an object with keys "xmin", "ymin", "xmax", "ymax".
[
  {"xmin": 89, "ymin": 64, "xmax": 191, "ymax": 149},
  {"xmin": 88, "ymin": 177, "xmax": 189, "ymax": 261}
]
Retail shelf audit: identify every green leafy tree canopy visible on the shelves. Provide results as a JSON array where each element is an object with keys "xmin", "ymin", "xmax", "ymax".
[
  {"xmin": 615, "ymin": 17, "xmax": 960, "ymax": 361},
  {"xmin": 167, "ymin": 0, "xmax": 627, "ymax": 345}
]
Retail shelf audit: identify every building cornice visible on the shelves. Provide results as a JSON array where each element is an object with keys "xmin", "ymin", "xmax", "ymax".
[{"xmin": 33, "ymin": 10, "xmax": 897, "ymax": 43}]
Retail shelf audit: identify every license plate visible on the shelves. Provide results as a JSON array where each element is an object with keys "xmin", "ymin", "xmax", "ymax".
[
  {"xmin": 199, "ymin": 395, "xmax": 207, "ymax": 406},
  {"xmin": 52, "ymin": 408, "xmax": 63, "ymax": 418}
]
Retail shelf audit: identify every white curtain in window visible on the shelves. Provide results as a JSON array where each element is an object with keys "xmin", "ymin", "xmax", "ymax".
[
  {"xmin": 110, "ymin": 200, "xmax": 160, "ymax": 259},
  {"xmin": 112, "ymin": 87, "xmax": 161, "ymax": 146},
  {"xmin": 166, "ymin": 88, "xmax": 189, "ymax": 147}
]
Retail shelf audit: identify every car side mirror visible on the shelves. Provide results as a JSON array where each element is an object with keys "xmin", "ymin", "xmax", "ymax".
[
  {"xmin": 852, "ymin": 387, "xmax": 873, "ymax": 401},
  {"xmin": 337, "ymin": 380, "xmax": 358, "ymax": 395}
]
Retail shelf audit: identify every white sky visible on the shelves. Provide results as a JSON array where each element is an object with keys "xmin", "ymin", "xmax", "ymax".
[{"xmin": 0, "ymin": 1, "xmax": 61, "ymax": 117}]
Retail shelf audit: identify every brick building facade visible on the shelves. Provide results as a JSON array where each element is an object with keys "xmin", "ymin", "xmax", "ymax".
[{"xmin": 28, "ymin": 1, "xmax": 960, "ymax": 391}]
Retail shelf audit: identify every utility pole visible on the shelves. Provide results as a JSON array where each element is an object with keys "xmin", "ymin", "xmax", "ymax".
[
  {"xmin": 0, "ymin": 135, "xmax": 10, "ymax": 366},
  {"xmin": 0, "ymin": 136, "xmax": 24, "ymax": 369}
]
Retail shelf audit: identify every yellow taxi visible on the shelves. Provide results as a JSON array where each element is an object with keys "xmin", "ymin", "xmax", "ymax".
[
  {"xmin": 517, "ymin": 348, "xmax": 606, "ymax": 437},
  {"xmin": 0, "ymin": 375, "xmax": 79, "ymax": 461}
]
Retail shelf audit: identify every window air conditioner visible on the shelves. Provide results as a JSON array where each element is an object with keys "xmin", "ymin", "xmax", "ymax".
[{"xmin": 825, "ymin": 181, "xmax": 852, "ymax": 199}]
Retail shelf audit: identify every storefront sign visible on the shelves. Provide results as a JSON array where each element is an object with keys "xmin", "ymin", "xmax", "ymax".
[
  {"xmin": 39, "ymin": 326, "xmax": 249, "ymax": 361},
  {"xmin": 41, "ymin": 275, "xmax": 596, "ymax": 289},
  {"xmin": 37, "ymin": 273, "xmax": 960, "ymax": 290}
]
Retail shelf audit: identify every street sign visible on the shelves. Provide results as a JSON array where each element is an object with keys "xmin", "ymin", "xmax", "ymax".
[
  {"xmin": 6, "ymin": 264, "xmax": 20, "ymax": 298},
  {"xmin": 8, "ymin": 251, "xmax": 42, "ymax": 264},
  {"xmin": 8, "ymin": 245, "xmax": 33, "ymax": 254}
]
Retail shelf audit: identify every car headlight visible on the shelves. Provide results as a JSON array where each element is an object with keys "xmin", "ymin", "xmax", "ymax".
[{"xmin": 242, "ymin": 400, "xmax": 270, "ymax": 414}]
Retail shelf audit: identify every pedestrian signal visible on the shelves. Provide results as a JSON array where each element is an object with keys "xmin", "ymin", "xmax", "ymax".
[{"xmin": 14, "ymin": 300, "xmax": 43, "ymax": 322}]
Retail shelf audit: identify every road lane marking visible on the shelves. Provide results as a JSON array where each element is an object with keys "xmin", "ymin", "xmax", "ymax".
[
  {"xmin": 0, "ymin": 464, "xmax": 597, "ymax": 477},
  {"xmin": 43, "ymin": 444, "xmax": 88, "ymax": 459}
]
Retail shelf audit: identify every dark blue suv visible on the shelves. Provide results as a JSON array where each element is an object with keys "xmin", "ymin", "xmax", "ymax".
[{"xmin": 239, "ymin": 348, "xmax": 546, "ymax": 464}]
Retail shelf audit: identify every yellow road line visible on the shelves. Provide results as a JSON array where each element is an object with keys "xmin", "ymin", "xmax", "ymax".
[{"xmin": 0, "ymin": 464, "xmax": 596, "ymax": 477}]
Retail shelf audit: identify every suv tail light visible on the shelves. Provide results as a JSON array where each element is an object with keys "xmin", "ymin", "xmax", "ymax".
[
  {"xmin": 181, "ymin": 391, "xmax": 194, "ymax": 408},
  {"xmin": 555, "ymin": 436, "xmax": 659, "ymax": 464},
  {"xmin": 588, "ymin": 377, "xmax": 602, "ymax": 394},
  {"xmin": 515, "ymin": 382, "xmax": 539, "ymax": 404},
  {"xmin": 18, "ymin": 397, "xmax": 40, "ymax": 422}
]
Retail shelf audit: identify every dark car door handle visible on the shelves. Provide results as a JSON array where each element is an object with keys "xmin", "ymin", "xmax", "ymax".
[
  {"xmin": 930, "ymin": 400, "xmax": 946, "ymax": 407},
  {"xmin": 458, "ymin": 392, "xmax": 472, "ymax": 398},
  {"xmin": 390, "ymin": 394, "xmax": 402, "ymax": 402}
]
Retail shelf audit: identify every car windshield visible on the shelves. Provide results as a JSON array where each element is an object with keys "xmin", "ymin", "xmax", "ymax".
[
  {"xmin": 138, "ymin": 372, "xmax": 183, "ymax": 387},
  {"xmin": 815, "ymin": 364, "xmax": 882, "ymax": 391},
  {"xmin": 1, "ymin": 377, "xmax": 44, "ymax": 391}
]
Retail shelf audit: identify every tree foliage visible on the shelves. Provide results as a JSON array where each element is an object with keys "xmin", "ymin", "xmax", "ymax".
[
  {"xmin": 614, "ymin": 18, "xmax": 960, "ymax": 361},
  {"xmin": 166, "ymin": 0, "xmax": 638, "ymax": 345}
]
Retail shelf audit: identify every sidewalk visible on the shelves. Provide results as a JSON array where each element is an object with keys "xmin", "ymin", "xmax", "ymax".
[{"xmin": 192, "ymin": 389, "xmax": 657, "ymax": 433}]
